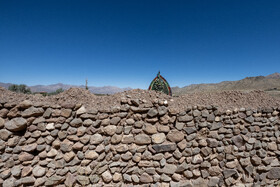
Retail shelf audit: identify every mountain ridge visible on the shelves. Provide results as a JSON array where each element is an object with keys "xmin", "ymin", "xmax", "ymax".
[
  {"xmin": 172, "ymin": 72, "xmax": 280, "ymax": 95},
  {"xmin": 0, "ymin": 82, "xmax": 132, "ymax": 95}
]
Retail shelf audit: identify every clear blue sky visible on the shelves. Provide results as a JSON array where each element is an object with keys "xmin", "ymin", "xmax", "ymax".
[{"xmin": 0, "ymin": 0, "xmax": 280, "ymax": 88}]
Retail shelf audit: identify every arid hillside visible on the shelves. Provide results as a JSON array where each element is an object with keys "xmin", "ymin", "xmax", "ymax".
[{"xmin": 173, "ymin": 73, "xmax": 280, "ymax": 96}]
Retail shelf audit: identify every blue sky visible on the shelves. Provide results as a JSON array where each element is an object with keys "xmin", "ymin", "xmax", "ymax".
[{"xmin": 0, "ymin": 0, "xmax": 280, "ymax": 89}]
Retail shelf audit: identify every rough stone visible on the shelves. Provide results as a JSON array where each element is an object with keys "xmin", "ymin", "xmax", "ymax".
[
  {"xmin": 162, "ymin": 164, "xmax": 177, "ymax": 175},
  {"xmin": 76, "ymin": 106, "xmax": 87, "ymax": 115},
  {"xmin": 178, "ymin": 115, "xmax": 193, "ymax": 122},
  {"xmin": 103, "ymin": 125, "xmax": 117, "ymax": 136},
  {"xmin": 232, "ymin": 135, "xmax": 244, "ymax": 148},
  {"xmin": 152, "ymin": 143, "xmax": 177, "ymax": 153},
  {"xmin": 18, "ymin": 152, "xmax": 34, "ymax": 162},
  {"xmin": 267, "ymin": 167, "xmax": 280, "ymax": 179},
  {"xmin": 22, "ymin": 107, "xmax": 44, "ymax": 117},
  {"xmin": 135, "ymin": 134, "xmax": 151, "ymax": 145},
  {"xmin": 32, "ymin": 166, "xmax": 46, "ymax": 177},
  {"xmin": 70, "ymin": 118, "xmax": 83, "ymax": 127},
  {"xmin": 90, "ymin": 134, "xmax": 103, "ymax": 144},
  {"xmin": 147, "ymin": 108, "xmax": 158, "ymax": 118},
  {"xmin": 223, "ymin": 169, "xmax": 237, "ymax": 178},
  {"xmin": 0, "ymin": 129, "xmax": 12, "ymax": 140},
  {"xmin": 77, "ymin": 175, "xmax": 90, "ymax": 186},
  {"xmin": 44, "ymin": 175, "xmax": 64, "ymax": 186},
  {"xmin": 85, "ymin": 150, "xmax": 98, "ymax": 159},
  {"xmin": 140, "ymin": 172, "xmax": 153, "ymax": 183},
  {"xmin": 102, "ymin": 171, "xmax": 112, "ymax": 183},
  {"xmin": 143, "ymin": 123, "xmax": 157, "ymax": 134},
  {"xmin": 4, "ymin": 117, "xmax": 27, "ymax": 131},
  {"xmin": 152, "ymin": 133, "xmax": 166, "ymax": 144},
  {"xmin": 167, "ymin": 130, "xmax": 184, "ymax": 142}
]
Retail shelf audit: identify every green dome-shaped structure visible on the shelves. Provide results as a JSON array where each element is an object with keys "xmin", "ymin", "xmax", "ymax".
[{"xmin": 148, "ymin": 71, "xmax": 172, "ymax": 96}]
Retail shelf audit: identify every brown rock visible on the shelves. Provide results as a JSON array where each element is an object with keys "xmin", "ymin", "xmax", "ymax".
[
  {"xmin": 103, "ymin": 125, "xmax": 117, "ymax": 136},
  {"xmin": 4, "ymin": 117, "xmax": 27, "ymax": 132},
  {"xmin": 85, "ymin": 150, "xmax": 98, "ymax": 159},
  {"xmin": 167, "ymin": 130, "xmax": 184, "ymax": 142},
  {"xmin": 61, "ymin": 108, "xmax": 72, "ymax": 118},
  {"xmin": 22, "ymin": 106, "xmax": 44, "ymax": 117},
  {"xmin": 19, "ymin": 152, "xmax": 34, "ymax": 162},
  {"xmin": 143, "ymin": 123, "xmax": 157, "ymax": 134},
  {"xmin": 0, "ymin": 129, "xmax": 12, "ymax": 140},
  {"xmin": 267, "ymin": 167, "xmax": 280, "ymax": 179},
  {"xmin": 32, "ymin": 166, "xmax": 46, "ymax": 177},
  {"xmin": 65, "ymin": 173, "xmax": 76, "ymax": 187},
  {"xmin": 22, "ymin": 166, "xmax": 33, "ymax": 177},
  {"xmin": 72, "ymin": 142, "xmax": 83, "ymax": 151},
  {"xmin": 22, "ymin": 143, "xmax": 37, "ymax": 152},
  {"xmin": 140, "ymin": 172, "xmax": 153, "ymax": 183},
  {"xmin": 64, "ymin": 151, "xmax": 75, "ymax": 162},
  {"xmin": 152, "ymin": 133, "xmax": 166, "ymax": 144},
  {"xmin": 135, "ymin": 134, "xmax": 151, "ymax": 145},
  {"xmin": 102, "ymin": 171, "xmax": 112, "ymax": 183}
]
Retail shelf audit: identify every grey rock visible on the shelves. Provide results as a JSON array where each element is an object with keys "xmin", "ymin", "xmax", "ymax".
[
  {"xmin": 231, "ymin": 135, "xmax": 244, "ymax": 148},
  {"xmin": 11, "ymin": 166, "xmax": 21, "ymax": 177},
  {"xmin": 184, "ymin": 127, "xmax": 196, "ymax": 135},
  {"xmin": 206, "ymin": 138, "xmax": 219, "ymax": 148},
  {"xmin": 193, "ymin": 109, "xmax": 201, "ymax": 117},
  {"xmin": 158, "ymin": 106, "xmax": 167, "ymax": 116},
  {"xmin": 77, "ymin": 175, "xmax": 90, "ymax": 186},
  {"xmin": 267, "ymin": 167, "xmax": 280, "ymax": 179},
  {"xmin": 90, "ymin": 134, "xmax": 103, "ymax": 144},
  {"xmin": 147, "ymin": 108, "xmax": 158, "ymax": 117},
  {"xmin": 143, "ymin": 123, "xmax": 157, "ymax": 134},
  {"xmin": 102, "ymin": 171, "xmax": 112, "ymax": 183},
  {"xmin": 4, "ymin": 117, "xmax": 27, "ymax": 132},
  {"xmin": 131, "ymin": 174, "xmax": 139, "ymax": 183},
  {"xmin": 175, "ymin": 122, "xmax": 184, "ymax": 130},
  {"xmin": 178, "ymin": 115, "xmax": 193, "ymax": 122},
  {"xmin": 210, "ymin": 122, "xmax": 222, "ymax": 130},
  {"xmin": 152, "ymin": 133, "xmax": 166, "ymax": 144},
  {"xmin": 123, "ymin": 174, "xmax": 132, "ymax": 182},
  {"xmin": 70, "ymin": 118, "xmax": 83, "ymax": 127},
  {"xmin": 162, "ymin": 164, "xmax": 177, "ymax": 175},
  {"xmin": 0, "ymin": 117, "xmax": 5, "ymax": 128},
  {"xmin": 135, "ymin": 134, "xmax": 151, "ymax": 145},
  {"xmin": 89, "ymin": 174, "xmax": 100, "ymax": 184},
  {"xmin": 192, "ymin": 154, "xmax": 203, "ymax": 164},
  {"xmin": 3, "ymin": 177, "xmax": 16, "ymax": 187},
  {"xmin": 110, "ymin": 117, "xmax": 121, "ymax": 125},
  {"xmin": 22, "ymin": 107, "xmax": 44, "ymax": 117},
  {"xmin": 167, "ymin": 130, "xmax": 184, "ymax": 142},
  {"xmin": 45, "ymin": 175, "xmax": 64, "ymax": 186},
  {"xmin": 152, "ymin": 143, "xmax": 177, "ymax": 153},
  {"xmin": 161, "ymin": 173, "xmax": 171, "ymax": 182},
  {"xmin": 140, "ymin": 172, "xmax": 153, "ymax": 183},
  {"xmin": 103, "ymin": 125, "xmax": 117, "ymax": 136},
  {"xmin": 223, "ymin": 169, "xmax": 237, "ymax": 178},
  {"xmin": 245, "ymin": 116, "xmax": 254, "ymax": 123},
  {"xmin": 0, "ymin": 129, "xmax": 12, "ymax": 140},
  {"xmin": 32, "ymin": 165, "xmax": 46, "ymax": 177},
  {"xmin": 20, "ymin": 177, "xmax": 35, "ymax": 185},
  {"xmin": 18, "ymin": 100, "xmax": 32, "ymax": 109}
]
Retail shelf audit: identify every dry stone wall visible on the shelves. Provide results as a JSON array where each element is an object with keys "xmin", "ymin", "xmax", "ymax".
[{"xmin": 0, "ymin": 98, "xmax": 280, "ymax": 187}]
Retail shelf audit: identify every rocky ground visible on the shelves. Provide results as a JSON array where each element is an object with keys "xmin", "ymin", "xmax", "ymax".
[{"xmin": 1, "ymin": 87, "xmax": 280, "ymax": 111}]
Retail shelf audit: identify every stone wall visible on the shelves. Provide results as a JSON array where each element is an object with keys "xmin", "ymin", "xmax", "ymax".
[{"xmin": 0, "ymin": 99, "xmax": 280, "ymax": 187}]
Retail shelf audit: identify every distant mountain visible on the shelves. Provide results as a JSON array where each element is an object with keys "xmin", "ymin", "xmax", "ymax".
[
  {"xmin": 172, "ymin": 72, "xmax": 280, "ymax": 95},
  {"xmin": 0, "ymin": 82, "xmax": 132, "ymax": 94}
]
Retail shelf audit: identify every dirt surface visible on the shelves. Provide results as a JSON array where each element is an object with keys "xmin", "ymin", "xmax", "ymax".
[{"xmin": 1, "ymin": 87, "xmax": 280, "ymax": 111}]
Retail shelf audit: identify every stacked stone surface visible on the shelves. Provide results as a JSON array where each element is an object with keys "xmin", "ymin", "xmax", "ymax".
[{"xmin": 0, "ymin": 98, "xmax": 279, "ymax": 187}]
